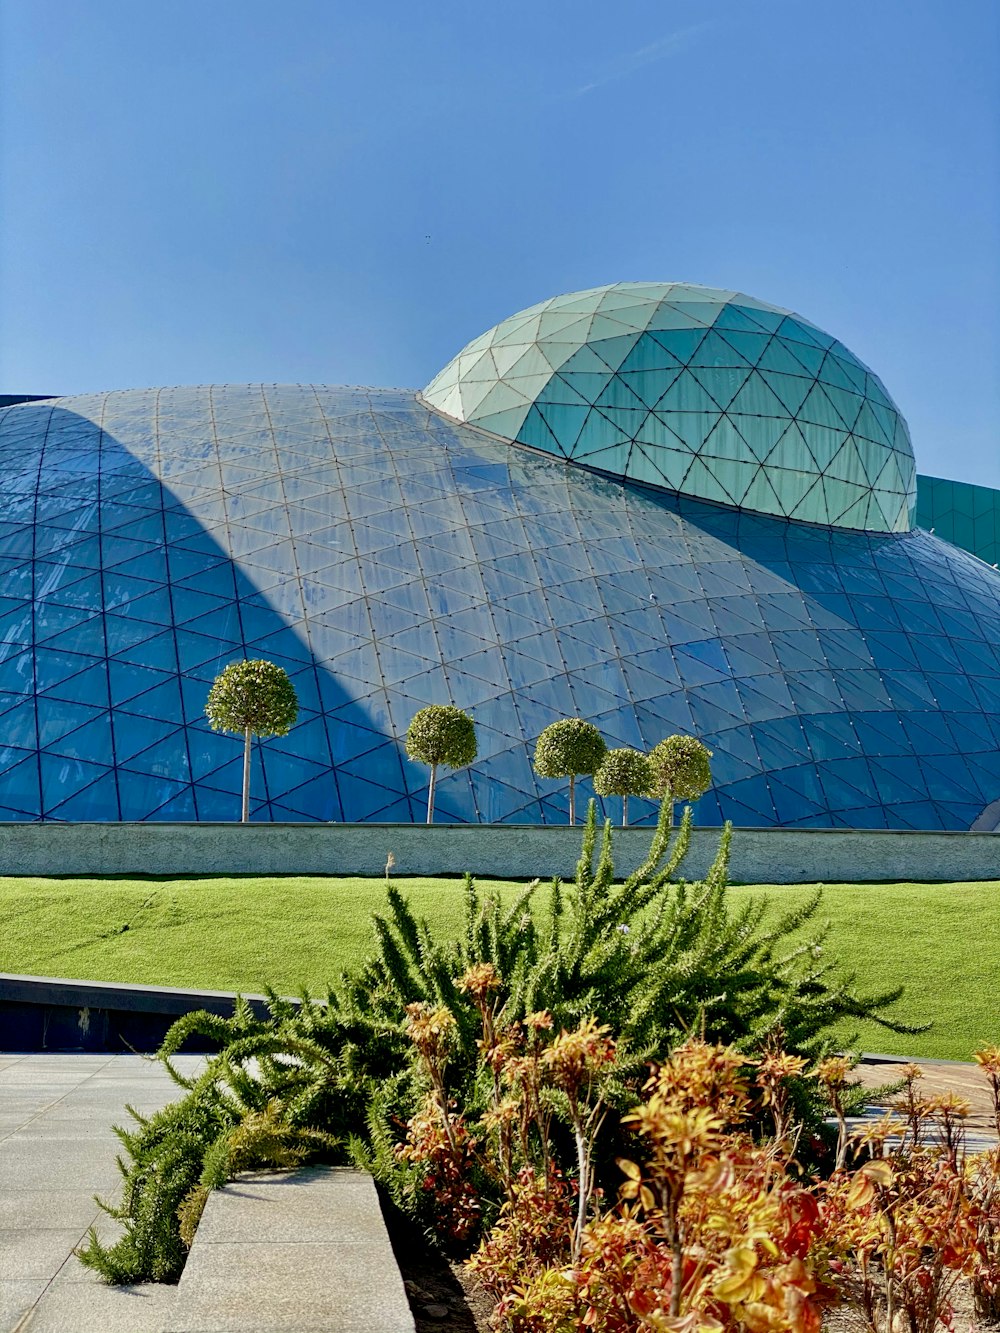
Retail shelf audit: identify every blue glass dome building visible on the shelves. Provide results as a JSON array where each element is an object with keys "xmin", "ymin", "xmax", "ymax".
[{"xmin": 2, "ymin": 282, "xmax": 999, "ymax": 829}]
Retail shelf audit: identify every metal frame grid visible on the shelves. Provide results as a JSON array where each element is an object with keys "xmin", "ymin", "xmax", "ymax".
[
  {"xmin": 424, "ymin": 283, "xmax": 915, "ymax": 534},
  {"xmin": 0, "ymin": 386, "xmax": 996, "ymax": 828}
]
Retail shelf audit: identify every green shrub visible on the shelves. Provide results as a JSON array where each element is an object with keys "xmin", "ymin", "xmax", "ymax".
[
  {"xmin": 405, "ymin": 705, "xmax": 477, "ymax": 823},
  {"xmin": 76, "ymin": 998, "xmax": 343, "ymax": 1283},
  {"xmin": 79, "ymin": 804, "xmax": 919, "ymax": 1285},
  {"xmin": 352, "ymin": 803, "xmax": 918, "ymax": 1066},
  {"xmin": 205, "ymin": 660, "xmax": 299, "ymax": 822},
  {"xmin": 533, "ymin": 719, "xmax": 607, "ymax": 824},
  {"xmin": 593, "ymin": 747, "xmax": 654, "ymax": 826}
]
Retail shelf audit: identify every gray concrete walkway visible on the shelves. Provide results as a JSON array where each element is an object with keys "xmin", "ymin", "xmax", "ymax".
[
  {"xmin": 8, "ymin": 1050, "xmax": 992, "ymax": 1331},
  {"xmin": 0, "ymin": 1052, "xmax": 204, "ymax": 1332},
  {"xmin": 1, "ymin": 1054, "xmax": 415, "ymax": 1332}
]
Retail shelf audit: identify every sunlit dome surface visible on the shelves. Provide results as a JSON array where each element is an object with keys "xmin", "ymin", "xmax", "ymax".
[
  {"xmin": 423, "ymin": 282, "xmax": 916, "ymax": 533},
  {"xmin": 0, "ymin": 386, "xmax": 998, "ymax": 831}
]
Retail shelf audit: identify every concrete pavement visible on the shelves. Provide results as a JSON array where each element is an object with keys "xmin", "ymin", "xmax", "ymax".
[
  {"xmin": 0, "ymin": 1054, "xmax": 414, "ymax": 1332},
  {"xmin": 0, "ymin": 1052, "xmax": 203, "ymax": 1332}
]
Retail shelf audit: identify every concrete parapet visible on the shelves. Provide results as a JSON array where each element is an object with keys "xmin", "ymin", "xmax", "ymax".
[
  {"xmin": 0, "ymin": 972, "xmax": 276, "ymax": 1052},
  {"xmin": 0, "ymin": 819, "xmax": 997, "ymax": 883}
]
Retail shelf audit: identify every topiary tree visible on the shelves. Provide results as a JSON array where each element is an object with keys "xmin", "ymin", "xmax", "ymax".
[
  {"xmin": 405, "ymin": 704, "xmax": 477, "ymax": 824},
  {"xmin": 649, "ymin": 734, "xmax": 713, "ymax": 826},
  {"xmin": 593, "ymin": 747, "xmax": 654, "ymax": 827},
  {"xmin": 205, "ymin": 659, "xmax": 299, "ymax": 823},
  {"xmin": 533, "ymin": 719, "xmax": 607, "ymax": 825}
]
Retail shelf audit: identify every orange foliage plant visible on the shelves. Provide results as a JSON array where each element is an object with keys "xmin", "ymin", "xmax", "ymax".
[{"xmin": 394, "ymin": 960, "xmax": 1000, "ymax": 1333}]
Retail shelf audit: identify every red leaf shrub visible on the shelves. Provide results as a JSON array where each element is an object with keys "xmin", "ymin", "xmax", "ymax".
[{"xmin": 393, "ymin": 965, "xmax": 1000, "ymax": 1332}]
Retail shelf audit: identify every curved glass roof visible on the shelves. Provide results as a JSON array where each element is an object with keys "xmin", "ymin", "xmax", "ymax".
[
  {"xmin": 423, "ymin": 282, "xmax": 916, "ymax": 533},
  {"xmin": 0, "ymin": 386, "xmax": 995, "ymax": 830}
]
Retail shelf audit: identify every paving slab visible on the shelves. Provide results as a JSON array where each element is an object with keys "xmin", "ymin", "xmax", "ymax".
[
  {"xmin": 0, "ymin": 1116, "xmax": 32, "ymax": 1133},
  {"xmin": 0, "ymin": 1191, "xmax": 106, "ymax": 1231},
  {"xmin": 38, "ymin": 1100, "xmax": 169, "ymax": 1121},
  {"xmin": 191, "ymin": 1168, "xmax": 384, "ymax": 1245},
  {"xmin": 0, "ymin": 1151, "xmax": 122, "ymax": 1193},
  {"xmin": 0, "ymin": 1229, "xmax": 98, "ymax": 1282},
  {"xmin": 166, "ymin": 1167, "xmax": 414, "ymax": 1333},
  {"xmin": 0, "ymin": 1282, "xmax": 48, "ymax": 1332},
  {"xmin": 13, "ymin": 1281, "xmax": 181, "ymax": 1333},
  {"xmin": 10, "ymin": 1118, "xmax": 124, "ymax": 1141},
  {"xmin": 855, "ymin": 1053, "xmax": 1000, "ymax": 1152},
  {"xmin": 0, "ymin": 1052, "xmax": 200, "ymax": 1332}
]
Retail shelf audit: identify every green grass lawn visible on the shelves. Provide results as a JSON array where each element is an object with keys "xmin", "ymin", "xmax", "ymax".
[{"xmin": 1, "ymin": 874, "xmax": 996, "ymax": 1061}]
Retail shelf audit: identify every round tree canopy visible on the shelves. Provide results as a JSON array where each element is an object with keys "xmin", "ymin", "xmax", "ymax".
[
  {"xmin": 205, "ymin": 659, "xmax": 299, "ymax": 738},
  {"xmin": 533, "ymin": 718, "xmax": 607, "ymax": 779},
  {"xmin": 649, "ymin": 735, "xmax": 713, "ymax": 802},
  {"xmin": 406, "ymin": 704, "xmax": 477, "ymax": 769},
  {"xmin": 593, "ymin": 748, "xmax": 654, "ymax": 799}
]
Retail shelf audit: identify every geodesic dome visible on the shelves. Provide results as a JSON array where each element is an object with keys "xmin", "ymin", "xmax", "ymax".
[
  {"xmin": 424, "ymin": 282, "xmax": 915, "ymax": 533},
  {"xmin": 0, "ymin": 366, "xmax": 997, "ymax": 830}
]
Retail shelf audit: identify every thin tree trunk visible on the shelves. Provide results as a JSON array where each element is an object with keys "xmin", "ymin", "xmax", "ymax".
[
  {"xmin": 622, "ymin": 794, "xmax": 629, "ymax": 827},
  {"xmin": 241, "ymin": 726, "xmax": 252, "ymax": 823},
  {"xmin": 568, "ymin": 774, "xmax": 576, "ymax": 826},
  {"xmin": 670, "ymin": 1224, "xmax": 684, "ymax": 1318},
  {"xmin": 426, "ymin": 762, "xmax": 437, "ymax": 824},
  {"xmin": 572, "ymin": 1127, "xmax": 589, "ymax": 1264}
]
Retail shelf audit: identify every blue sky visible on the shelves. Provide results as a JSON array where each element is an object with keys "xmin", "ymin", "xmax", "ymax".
[{"xmin": 1, "ymin": 0, "xmax": 997, "ymax": 484}]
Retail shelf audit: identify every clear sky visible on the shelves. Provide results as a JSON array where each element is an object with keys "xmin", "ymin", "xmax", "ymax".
[{"xmin": 1, "ymin": 0, "xmax": 997, "ymax": 484}]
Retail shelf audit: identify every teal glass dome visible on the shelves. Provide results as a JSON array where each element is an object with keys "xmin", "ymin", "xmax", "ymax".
[{"xmin": 423, "ymin": 282, "xmax": 916, "ymax": 533}]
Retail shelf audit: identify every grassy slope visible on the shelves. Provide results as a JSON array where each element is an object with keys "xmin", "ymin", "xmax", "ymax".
[
  {"xmin": 755, "ymin": 881, "xmax": 999, "ymax": 1061},
  {"xmin": 0, "ymin": 874, "xmax": 534, "ymax": 994},
  {"xmin": 1, "ymin": 874, "xmax": 996, "ymax": 1061}
]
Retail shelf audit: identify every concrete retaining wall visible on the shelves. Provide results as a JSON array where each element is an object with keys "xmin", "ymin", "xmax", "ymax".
[
  {"xmin": 0, "ymin": 820, "xmax": 998, "ymax": 883},
  {"xmin": 0, "ymin": 971, "xmax": 277, "ymax": 1051}
]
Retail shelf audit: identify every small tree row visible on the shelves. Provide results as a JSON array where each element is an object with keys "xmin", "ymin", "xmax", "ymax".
[
  {"xmin": 535, "ymin": 721, "xmax": 713, "ymax": 827},
  {"xmin": 403, "ymin": 707, "xmax": 714, "ymax": 827},
  {"xmin": 204, "ymin": 675, "xmax": 482, "ymax": 827},
  {"xmin": 203, "ymin": 664, "xmax": 712, "ymax": 830}
]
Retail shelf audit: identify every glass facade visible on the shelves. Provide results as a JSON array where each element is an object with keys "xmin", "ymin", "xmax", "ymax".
[
  {"xmin": 0, "ymin": 385, "xmax": 999, "ymax": 829},
  {"xmin": 916, "ymin": 474, "xmax": 1000, "ymax": 566},
  {"xmin": 424, "ymin": 283, "xmax": 916, "ymax": 533}
]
